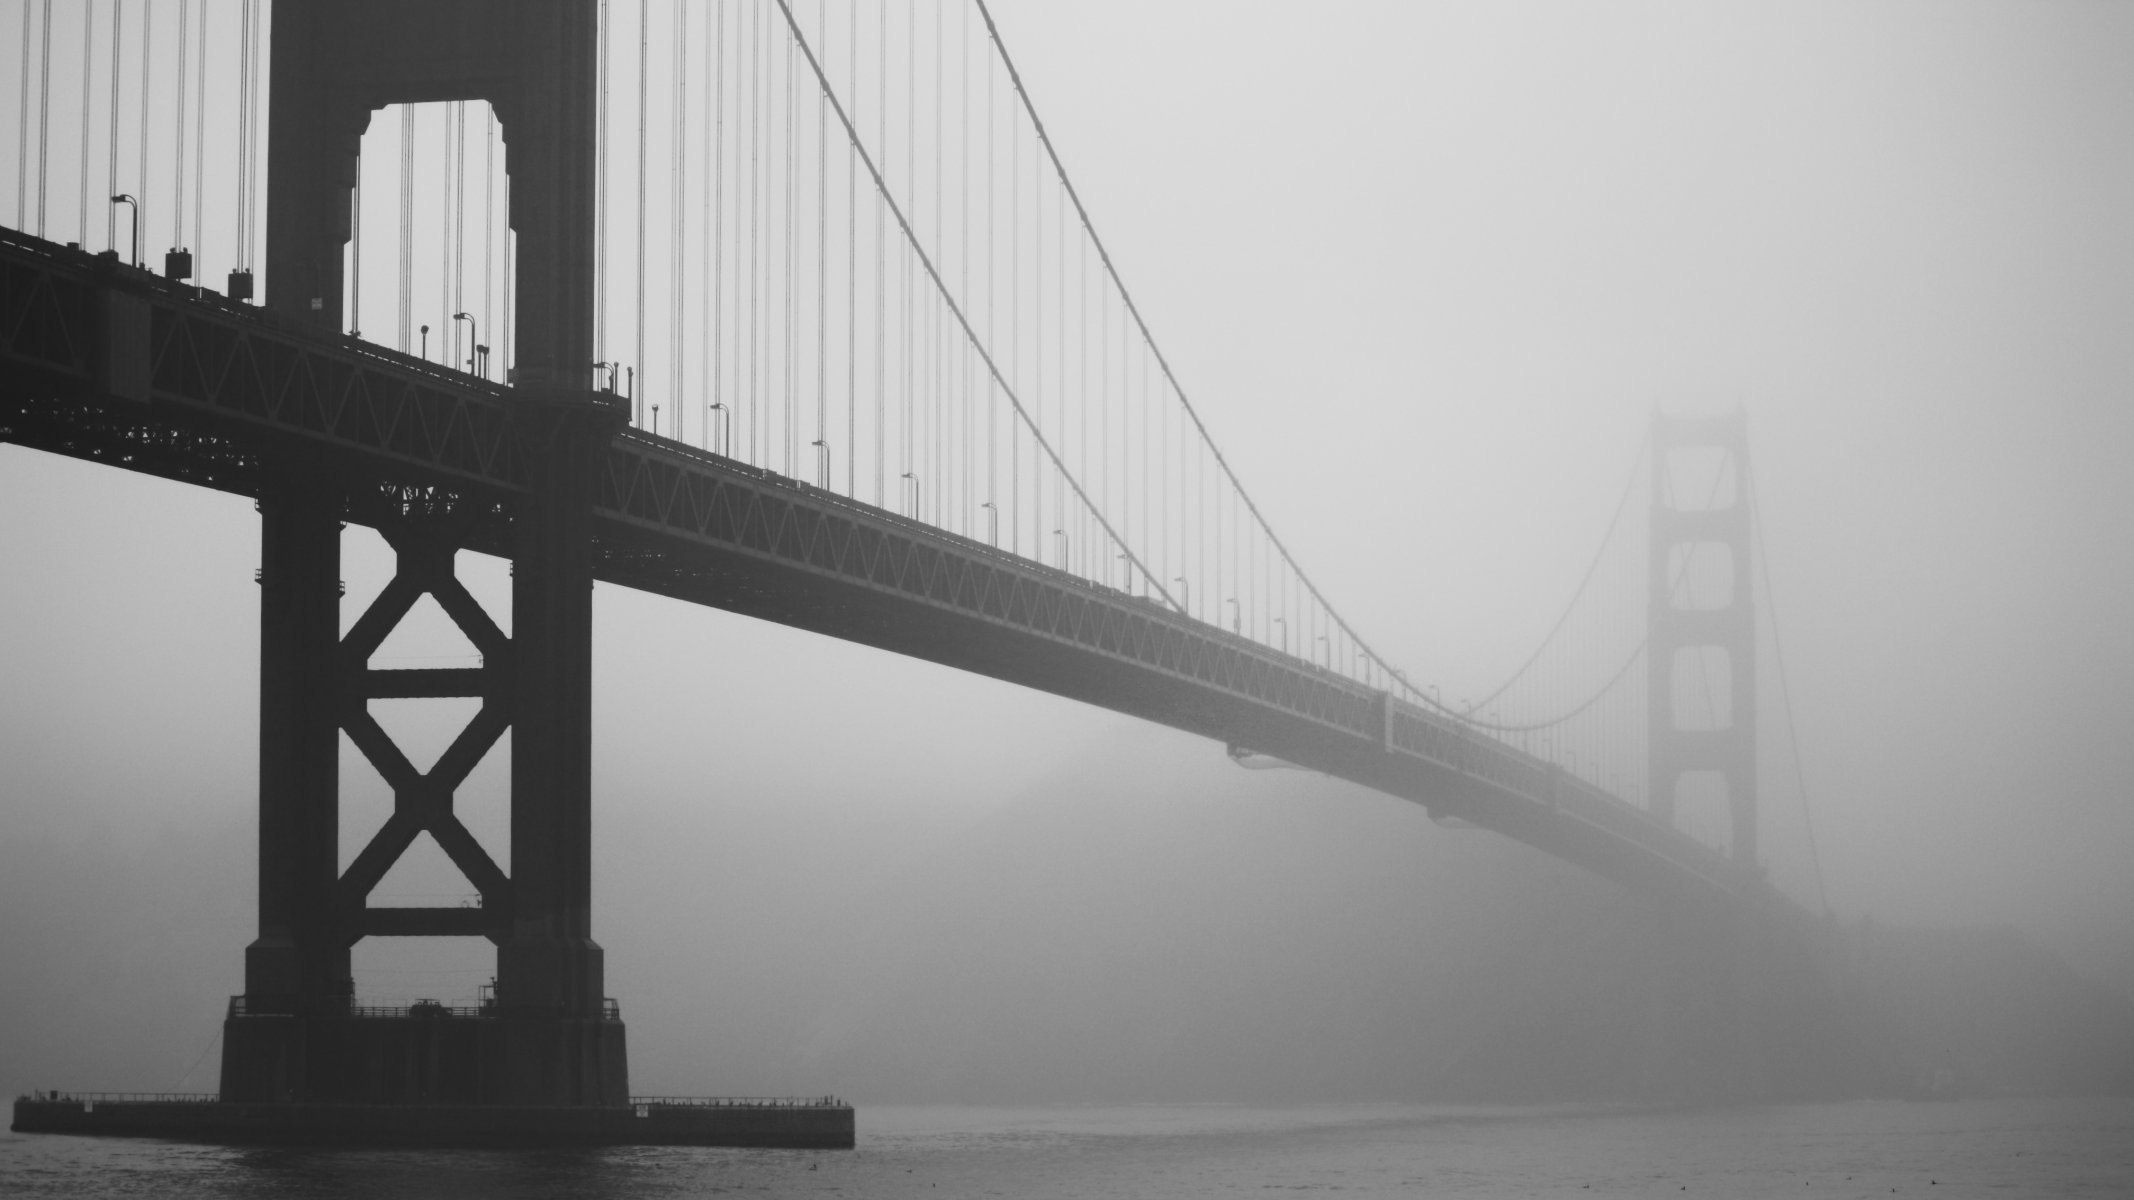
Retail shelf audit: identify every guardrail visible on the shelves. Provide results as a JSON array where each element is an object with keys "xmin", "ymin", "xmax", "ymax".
[
  {"xmin": 632, "ymin": 1096, "xmax": 848, "ymax": 1109},
  {"xmin": 16, "ymin": 1091, "xmax": 220, "ymax": 1104},
  {"xmin": 225, "ymin": 995, "xmax": 623, "ymax": 1021}
]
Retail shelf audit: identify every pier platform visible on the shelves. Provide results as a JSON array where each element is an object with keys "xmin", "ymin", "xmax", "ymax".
[{"xmin": 10, "ymin": 1093, "xmax": 855, "ymax": 1148}]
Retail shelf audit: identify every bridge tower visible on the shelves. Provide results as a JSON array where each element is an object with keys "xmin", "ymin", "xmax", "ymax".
[
  {"xmin": 223, "ymin": 0, "xmax": 626, "ymax": 1105},
  {"xmin": 1646, "ymin": 410, "xmax": 1758, "ymax": 867}
]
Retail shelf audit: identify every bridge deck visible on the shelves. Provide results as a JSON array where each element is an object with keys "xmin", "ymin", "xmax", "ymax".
[{"xmin": 0, "ymin": 226, "xmax": 1762, "ymax": 911}]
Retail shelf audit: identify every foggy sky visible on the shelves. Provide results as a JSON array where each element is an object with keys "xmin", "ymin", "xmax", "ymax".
[{"xmin": 3, "ymin": 0, "xmax": 2132, "ymax": 1100}]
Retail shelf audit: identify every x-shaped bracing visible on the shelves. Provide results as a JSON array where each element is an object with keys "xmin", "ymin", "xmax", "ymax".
[{"xmin": 336, "ymin": 515, "xmax": 513, "ymax": 942}]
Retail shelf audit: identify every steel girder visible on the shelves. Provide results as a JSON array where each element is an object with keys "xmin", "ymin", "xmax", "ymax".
[{"xmin": 336, "ymin": 511, "xmax": 516, "ymax": 944}]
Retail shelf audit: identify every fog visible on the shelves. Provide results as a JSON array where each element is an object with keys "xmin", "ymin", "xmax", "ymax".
[{"xmin": 4, "ymin": 0, "xmax": 2134, "ymax": 1102}]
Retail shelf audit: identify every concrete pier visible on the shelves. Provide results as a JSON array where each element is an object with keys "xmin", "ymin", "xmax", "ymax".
[{"xmin": 11, "ymin": 1093, "xmax": 855, "ymax": 1149}]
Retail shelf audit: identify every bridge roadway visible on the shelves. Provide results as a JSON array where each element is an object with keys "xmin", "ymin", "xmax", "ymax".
[{"xmin": 0, "ymin": 225, "xmax": 1763, "ymax": 912}]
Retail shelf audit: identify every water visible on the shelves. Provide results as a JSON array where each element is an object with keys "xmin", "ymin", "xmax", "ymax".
[{"xmin": 4, "ymin": 1097, "xmax": 2130, "ymax": 1198}]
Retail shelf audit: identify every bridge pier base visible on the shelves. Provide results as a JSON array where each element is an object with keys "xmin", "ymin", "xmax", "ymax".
[{"xmin": 219, "ymin": 389, "xmax": 631, "ymax": 1108}]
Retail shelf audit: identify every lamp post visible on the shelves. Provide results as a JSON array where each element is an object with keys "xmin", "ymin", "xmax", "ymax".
[
  {"xmin": 1172, "ymin": 577, "xmax": 1190, "ymax": 620},
  {"xmin": 109, "ymin": 195, "xmax": 138, "ymax": 266},
  {"xmin": 979, "ymin": 500, "xmax": 997, "ymax": 546},
  {"xmin": 452, "ymin": 312, "xmax": 478, "ymax": 377},
  {"xmin": 1273, "ymin": 615, "xmax": 1287, "ymax": 655},
  {"xmin": 419, "ymin": 324, "xmax": 429, "ymax": 362},
  {"xmin": 901, "ymin": 471, "xmax": 919, "ymax": 517},
  {"xmin": 709, "ymin": 402, "xmax": 729, "ymax": 455},
  {"xmin": 811, "ymin": 439, "xmax": 830, "ymax": 488}
]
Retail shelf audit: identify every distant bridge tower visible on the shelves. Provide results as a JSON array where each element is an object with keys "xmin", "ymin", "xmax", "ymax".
[
  {"xmin": 1646, "ymin": 410, "xmax": 1757, "ymax": 866},
  {"xmin": 226, "ymin": 0, "xmax": 626, "ymax": 1106}
]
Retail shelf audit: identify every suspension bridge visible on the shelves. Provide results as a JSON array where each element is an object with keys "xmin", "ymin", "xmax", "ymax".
[{"xmin": 2, "ymin": 0, "xmax": 1830, "ymax": 1134}]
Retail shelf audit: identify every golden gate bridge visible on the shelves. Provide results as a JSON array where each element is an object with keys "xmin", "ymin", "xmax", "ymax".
[{"xmin": 3, "ymin": 0, "xmax": 1834, "ymax": 1143}]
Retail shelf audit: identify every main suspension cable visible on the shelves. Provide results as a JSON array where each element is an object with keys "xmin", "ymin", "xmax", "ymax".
[
  {"xmin": 772, "ymin": 0, "xmax": 1177, "ymax": 613},
  {"xmin": 1464, "ymin": 435, "xmax": 1649, "ymax": 714},
  {"xmin": 970, "ymin": 0, "xmax": 1410, "ymax": 690}
]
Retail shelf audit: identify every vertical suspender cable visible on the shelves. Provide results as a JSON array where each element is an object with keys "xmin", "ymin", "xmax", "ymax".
[
  {"xmin": 440, "ymin": 104, "xmax": 453, "ymax": 363},
  {"xmin": 37, "ymin": 0, "xmax": 52, "ymax": 238},
  {"xmin": 79, "ymin": 0, "xmax": 93, "ymax": 245},
  {"xmin": 191, "ymin": 4, "xmax": 203, "ymax": 266},
  {"xmin": 108, "ymin": 0, "xmax": 122, "ymax": 252},
  {"xmin": 932, "ymin": 0, "xmax": 944, "ymax": 524},
  {"xmin": 634, "ymin": 0, "xmax": 646, "ymax": 427},
  {"xmin": 901, "ymin": 7, "xmax": 913, "ymax": 511},
  {"xmin": 16, "ymin": 0, "xmax": 29, "ymax": 229},
  {"xmin": 234, "ymin": 0, "xmax": 248, "ymax": 266},
  {"xmin": 814, "ymin": 0, "xmax": 826, "ymax": 485},
  {"xmin": 596, "ymin": 0, "xmax": 608, "ymax": 380},
  {"xmin": 673, "ymin": 1, "xmax": 687, "ymax": 440},
  {"xmin": 350, "ymin": 175, "xmax": 361, "ymax": 332},
  {"xmin": 986, "ymin": 31, "xmax": 995, "ymax": 533},
  {"xmin": 171, "ymin": 0, "xmax": 185, "ymax": 251},
  {"xmin": 398, "ymin": 105, "xmax": 412, "ymax": 351},
  {"xmin": 845, "ymin": 2, "xmax": 856, "ymax": 492},
  {"xmin": 749, "ymin": 0, "xmax": 761, "ymax": 462},
  {"xmin": 484, "ymin": 107, "xmax": 494, "ymax": 371},
  {"xmin": 713, "ymin": 0, "xmax": 725, "ymax": 446},
  {"xmin": 703, "ymin": 2, "xmax": 716, "ymax": 446},
  {"xmin": 136, "ymin": 0, "xmax": 149, "ymax": 254},
  {"xmin": 873, "ymin": 3, "xmax": 884, "ymax": 503},
  {"xmin": 785, "ymin": 31, "xmax": 796, "ymax": 473},
  {"xmin": 249, "ymin": 0, "xmax": 263, "ymax": 272},
  {"xmin": 961, "ymin": 1, "xmax": 971, "ymax": 530},
  {"xmin": 1008, "ymin": 58, "xmax": 1018, "ymax": 552},
  {"xmin": 455, "ymin": 103, "xmax": 467, "ymax": 367}
]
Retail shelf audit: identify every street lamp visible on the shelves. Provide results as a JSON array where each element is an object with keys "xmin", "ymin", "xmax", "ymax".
[
  {"xmin": 901, "ymin": 471, "xmax": 920, "ymax": 516},
  {"xmin": 811, "ymin": 439, "xmax": 830, "ymax": 488},
  {"xmin": 979, "ymin": 500, "xmax": 997, "ymax": 546},
  {"xmin": 419, "ymin": 324, "xmax": 430, "ymax": 362},
  {"xmin": 109, "ymin": 195, "xmax": 138, "ymax": 267},
  {"xmin": 1054, "ymin": 529, "xmax": 1069, "ymax": 570},
  {"xmin": 452, "ymin": 312, "xmax": 478, "ymax": 376},
  {"xmin": 1172, "ymin": 577, "xmax": 1190, "ymax": 619},
  {"xmin": 1273, "ymin": 615, "xmax": 1287, "ymax": 654},
  {"xmin": 1225, "ymin": 597, "xmax": 1240, "ymax": 634},
  {"xmin": 709, "ymin": 402, "xmax": 729, "ymax": 455}
]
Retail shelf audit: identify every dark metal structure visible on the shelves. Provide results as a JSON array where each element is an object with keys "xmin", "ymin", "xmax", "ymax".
[{"xmin": 0, "ymin": 0, "xmax": 1792, "ymax": 1119}]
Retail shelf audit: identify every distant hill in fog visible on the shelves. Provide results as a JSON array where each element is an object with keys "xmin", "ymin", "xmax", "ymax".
[{"xmin": 5, "ymin": 722, "xmax": 2128, "ymax": 1104}]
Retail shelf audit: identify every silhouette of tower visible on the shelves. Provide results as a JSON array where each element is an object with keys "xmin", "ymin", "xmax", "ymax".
[
  {"xmin": 225, "ymin": 0, "xmax": 627, "ymax": 1106},
  {"xmin": 1646, "ymin": 410, "xmax": 1757, "ymax": 866}
]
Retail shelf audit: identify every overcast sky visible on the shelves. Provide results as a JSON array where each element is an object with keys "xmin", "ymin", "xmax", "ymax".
[{"xmin": 3, "ymin": 0, "xmax": 2132, "ymax": 1092}]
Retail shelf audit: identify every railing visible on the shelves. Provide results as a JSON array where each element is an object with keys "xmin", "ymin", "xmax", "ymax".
[
  {"xmin": 16, "ymin": 1091, "xmax": 219, "ymax": 1104},
  {"xmin": 226, "ymin": 995, "xmax": 624, "ymax": 1021},
  {"xmin": 632, "ymin": 1096, "xmax": 848, "ymax": 1109}
]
